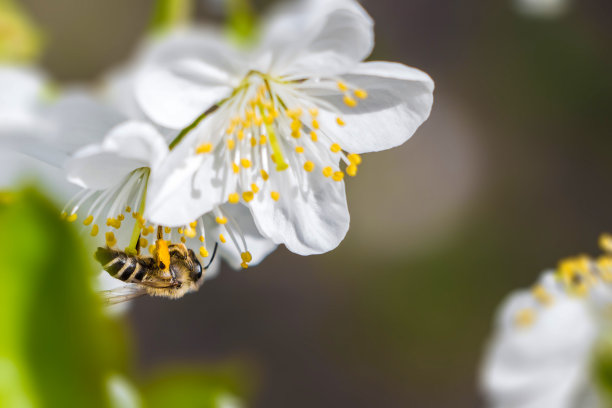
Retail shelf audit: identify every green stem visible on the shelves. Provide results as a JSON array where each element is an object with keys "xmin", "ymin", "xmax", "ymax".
[{"xmin": 168, "ymin": 104, "xmax": 221, "ymax": 150}]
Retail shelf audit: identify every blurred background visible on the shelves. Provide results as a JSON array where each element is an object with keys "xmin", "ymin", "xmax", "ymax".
[{"xmin": 11, "ymin": 0, "xmax": 612, "ymax": 406}]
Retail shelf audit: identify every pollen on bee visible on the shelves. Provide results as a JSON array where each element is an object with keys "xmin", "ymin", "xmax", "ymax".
[
  {"xmin": 216, "ymin": 216, "xmax": 228, "ymax": 225},
  {"xmin": 83, "ymin": 215, "xmax": 94, "ymax": 226},
  {"xmin": 243, "ymin": 191, "xmax": 255, "ymax": 202},
  {"xmin": 228, "ymin": 193, "xmax": 240, "ymax": 204}
]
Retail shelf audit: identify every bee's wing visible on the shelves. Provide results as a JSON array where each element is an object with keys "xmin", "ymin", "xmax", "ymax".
[{"xmin": 98, "ymin": 285, "xmax": 147, "ymax": 306}]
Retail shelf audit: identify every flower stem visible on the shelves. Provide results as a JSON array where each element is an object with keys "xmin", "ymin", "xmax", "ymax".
[{"xmin": 168, "ymin": 104, "xmax": 220, "ymax": 150}]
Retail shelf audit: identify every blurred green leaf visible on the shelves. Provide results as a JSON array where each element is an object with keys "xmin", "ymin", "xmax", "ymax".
[
  {"xmin": 0, "ymin": 188, "xmax": 125, "ymax": 407},
  {"xmin": 225, "ymin": 0, "xmax": 257, "ymax": 47},
  {"xmin": 0, "ymin": 0, "xmax": 42, "ymax": 63},
  {"xmin": 149, "ymin": 0, "xmax": 193, "ymax": 34},
  {"xmin": 593, "ymin": 329, "xmax": 612, "ymax": 405}
]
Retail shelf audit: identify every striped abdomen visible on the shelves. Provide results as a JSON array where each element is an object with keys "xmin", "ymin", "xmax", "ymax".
[{"xmin": 95, "ymin": 247, "xmax": 153, "ymax": 283}]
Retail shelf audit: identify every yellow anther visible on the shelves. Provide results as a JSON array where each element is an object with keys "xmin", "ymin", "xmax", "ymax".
[
  {"xmin": 291, "ymin": 130, "xmax": 301, "ymax": 139},
  {"xmin": 532, "ymin": 285, "xmax": 553, "ymax": 306},
  {"xmin": 83, "ymin": 215, "xmax": 94, "ymax": 226},
  {"xmin": 355, "ymin": 89, "xmax": 368, "ymax": 99},
  {"xmin": 241, "ymin": 251, "xmax": 253, "ymax": 263},
  {"xmin": 332, "ymin": 171, "xmax": 345, "ymax": 182},
  {"xmin": 226, "ymin": 126, "xmax": 235, "ymax": 135},
  {"xmin": 309, "ymin": 107, "xmax": 319, "ymax": 117},
  {"xmin": 199, "ymin": 235, "xmax": 205, "ymax": 243},
  {"xmin": 184, "ymin": 228, "xmax": 197, "ymax": 239},
  {"xmin": 251, "ymin": 137, "xmax": 257, "ymax": 147},
  {"xmin": 600, "ymin": 233, "xmax": 612, "ymax": 253},
  {"xmin": 322, "ymin": 167, "xmax": 333, "ymax": 178},
  {"xmin": 264, "ymin": 115, "xmax": 275, "ymax": 125},
  {"xmin": 90, "ymin": 224, "xmax": 99, "ymax": 237},
  {"xmin": 180, "ymin": 236, "xmax": 186, "ymax": 243},
  {"xmin": 105, "ymin": 231, "xmax": 117, "ymax": 247},
  {"xmin": 140, "ymin": 238, "xmax": 148, "ymax": 248},
  {"xmin": 156, "ymin": 239, "xmax": 170, "ymax": 271},
  {"xmin": 597, "ymin": 256, "xmax": 612, "ymax": 282},
  {"xmin": 241, "ymin": 262, "xmax": 249, "ymax": 269},
  {"xmin": 310, "ymin": 131, "xmax": 318, "ymax": 142},
  {"xmin": 60, "ymin": 211, "xmax": 67, "ymax": 220},
  {"xmin": 147, "ymin": 226, "xmax": 155, "ymax": 234},
  {"xmin": 336, "ymin": 117, "xmax": 346, "ymax": 127},
  {"xmin": 148, "ymin": 245, "xmax": 156, "ymax": 255},
  {"xmin": 106, "ymin": 218, "xmax": 113, "ymax": 226},
  {"xmin": 178, "ymin": 227, "xmax": 183, "ymax": 234},
  {"xmin": 347, "ymin": 153, "xmax": 362, "ymax": 165},
  {"xmin": 254, "ymin": 116, "xmax": 263, "ymax": 126},
  {"xmin": 251, "ymin": 184, "xmax": 259, "ymax": 193},
  {"xmin": 304, "ymin": 161, "xmax": 315, "ymax": 172},
  {"xmin": 196, "ymin": 143, "xmax": 213, "ymax": 154},
  {"xmin": 200, "ymin": 247, "xmax": 209, "ymax": 257},
  {"xmin": 343, "ymin": 95, "xmax": 357, "ymax": 107},
  {"xmin": 67, "ymin": 213, "xmax": 78, "ymax": 222},
  {"xmin": 243, "ymin": 191, "xmax": 255, "ymax": 202},
  {"xmin": 515, "ymin": 308, "xmax": 535, "ymax": 328},
  {"xmin": 125, "ymin": 206, "xmax": 132, "ymax": 213},
  {"xmin": 311, "ymin": 119, "xmax": 320, "ymax": 130},
  {"xmin": 337, "ymin": 81, "xmax": 349, "ymax": 92},
  {"xmin": 295, "ymin": 146, "xmax": 305, "ymax": 154},
  {"xmin": 290, "ymin": 120, "xmax": 301, "ymax": 132},
  {"xmin": 260, "ymin": 135, "xmax": 267, "ymax": 145},
  {"xmin": 232, "ymin": 163, "xmax": 240, "ymax": 174},
  {"xmin": 190, "ymin": 221, "xmax": 197, "ymax": 228},
  {"xmin": 227, "ymin": 139, "xmax": 235, "ymax": 150},
  {"xmin": 117, "ymin": 214, "xmax": 125, "ymax": 221},
  {"xmin": 132, "ymin": 212, "xmax": 138, "ymax": 219},
  {"xmin": 237, "ymin": 130, "xmax": 245, "ymax": 140},
  {"xmin": 219, "ymin": 234, "xmax": 227, "ymax": 243},
  {"xmin": 330, "ymin": 143, "xmax": 342, "ymax": 153},
  {"xmin": 216, "ymin": 216, "xmax": 228, "ymax": 225},
  {"xmin": 241, "ymin": 158, "xmax": 252, "ymax": 168},
  {"xmin": 229, "ymin": 193, "xmax": 240, "ymax": 204},
  {"xmin": 346, "ymin": 164, "xmax": 358, "ymax": 177},
  {"xmin": 261, "ymin": 169, "xmax": 269, "ymax": 181},
  {"xmin": 270, "ymin": 191, "xmax": 280, "ymax": 201},
  {"xmin": 165, "ymin": 227, "xmax": 172, "ymax": 233}
]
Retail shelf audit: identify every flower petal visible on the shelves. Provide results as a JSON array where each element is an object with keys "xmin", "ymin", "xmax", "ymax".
[
  {"xmin": 0, "ymin": 66, "xmax": 45, "ymax": 113},
  {"xmin": 314, "ymin": 61, "xmax": 434, "ymax": 154},
  {"xmin": 259, "ymin": 0, "xmax": 374, "ymax": 77},
  {"xmin": 65, "ymin": 121, "xmax": 168, "ymax": 190},
  {"xmin": 249, "ymin": 164, "xmax": 350, "ymax": 256}
]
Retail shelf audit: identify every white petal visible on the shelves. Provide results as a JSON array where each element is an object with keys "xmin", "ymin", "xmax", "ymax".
[
  {"xmin": 314, "ymin": 61, "xmax": 434, "ymax": 154},
  {"xmin": 481, "ymin": 278, "xmax": 597, "ymax": 408},
  {"xmin": 0, "ymin": 66, "xmax": 45, "ymax": 112},
  {"xmin": 249, "ymin": 165, "xmax": 350, "ymax": 255},
  {"xmin": 259, "ymin": 0, "xmax": 374, "ymax": 77},
  {"xmin": 65, "ymin": 121, "xmax": 167, "ymax": 190}
]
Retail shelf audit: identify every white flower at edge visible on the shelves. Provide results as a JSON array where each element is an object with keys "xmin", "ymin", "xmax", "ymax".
[
  {"xmin": 63, "ymin": 120, "xmax": 276, "ymax": 274},
  {"xmin": 480, "ymin": 241, "xmax": 612, "ymax": 408},
  {"xmin": 135, "ymin": 0, "xmax": 435, "ymax": 255}
]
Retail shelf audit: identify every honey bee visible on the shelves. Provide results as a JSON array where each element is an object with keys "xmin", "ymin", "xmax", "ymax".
[{"xmin": 95, "ymin": 227, "xmax": 216, "ymax": 304}]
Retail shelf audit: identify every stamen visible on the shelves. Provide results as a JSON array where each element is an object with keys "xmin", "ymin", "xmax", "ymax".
[
  {"xmin": 228, "ymin": 193, "xmax": 240, "ymax": 204},
  {"xmin": 83, "ymin": 215, "xmax": 93, "ymax": 226},
  {"xmin": 322, "ymin": 167, "xmax": 333, "ymax": 178},
  {"xmin": 242, "ymin": 191, "xmax": 254, "ymax": 202},
  {"xmin": 219, "ymin": 233, "xmax": 227, "ymax": 243},
  {"xmin": 270, "ymin": 191, "xmax": 280, "ymax": 201},
  {"xmin": 515, "ymin": 308, "xmax": 535, "ymax": 328},
  {"xmin": 303, "ymin": 161, "xmax": 315, "ymax": 172},
  {"xmin": 196, "ymin": 142, "xmax": 213, "ymax": 154},
  {"xmin": 332, "ymin": 171, "xmax": 345, "ymax": 182},
  {"xmin": 330, "ymin": 143, "xmax": 342, "ymax": 153},
  {"xmin": 343, "ymin": 95, "xmax": 357, "ymax": 107},
  {"xmin": 354, "ymin": 89, "xmax": 368, "ymax": 99}
]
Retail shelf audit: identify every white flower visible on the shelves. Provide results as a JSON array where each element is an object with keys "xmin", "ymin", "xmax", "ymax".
[
  {"xmin": 515, "ymin": 0, "xmax": 570, "ymax": 18},
  {"xmin": 135, "ymin": 0, "xmax": 434, "ymax": 255},
  {"xmin": 480, "ymin": 240, "xmax": 612, "ymax": 408},
  {"xmin": 63, "ymin": 120, "xmax": 275, "ymax": 272}
]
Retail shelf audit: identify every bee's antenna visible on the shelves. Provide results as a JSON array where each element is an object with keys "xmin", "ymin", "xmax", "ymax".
[{"xmin": 203, "ymin": 242, "xmax": 219, "ymax": 269}]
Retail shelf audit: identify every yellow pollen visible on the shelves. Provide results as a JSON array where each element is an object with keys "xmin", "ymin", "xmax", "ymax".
[
  {"xmin": 310, "ymin": 131, "xmax": 318, "ymax": 142},
  {"xmin": 309, "ymin": 107, "xmax": 319, "ymax": 117},
  {"xmin": 251, "ymin": 183, "xmax": 259, "ymax": 193},
  {"xmin": 132, "ymin": 212, "xmax": 138, "ymax": 219},
  {"xmin": 178, "ymin": 227, "xmax": 184, "ymax": 234},
  {"xmin": 322, "ymin": 167, "xmax": 333, "ymax": 178},
  {"xmin": 90, "ymin": 224, "xmax": 99, "ymax": 237},
  {"xmin": 227, "ymin": 139, "xmax": 235, "ymax": 150},
  {"xmin": 532, "ymin": 285, "xmax": 553, "ymax": 306},
  {"xmin": 228, "ymin": 193, "xmax": 240, "ymax": 204},
  {"xmin": 148, "ymin": 245, "xmax": 156, "ymax": 255},
  {"xmin": 164, "ymin": 227, "xmax": 171, "ymax": 234},
  {"xmin": 346, "ymin": 164, "xmax": 358, "ymax": 177},
  {"xmin": 237, "ymin": 130, "xmax": 245, "ymax": 140},
  {"xmin": 304, "ymin": 161, "xmax": 315, "ymax": 172},
  {"xmin": 270, "ymin": 191, "xmax": 280, "ymax": 201},
  {"xmin": 83, "ymin": 215, "xmax": 94, "ymax": 226},
  {"xmin": 216, "ymin": 216, "xmax": 228, "ymax": 225},
  {"xmin": 336, "ymin": 117, "xmax": 346, "ymax": 127},
  {"xmin": 355, "ymin": 89, "xmax": 368, "ymax": 99},
  {"xmin": 264, "ymin": 115, "xmax": 275, "ymax": 125},
  {"xmin": 105, "ymin": 231, "xmax": 116, "ymax": 247},
  {"xmin": 241, "ymin": 262, "xmax": 249, "ymax": 269},
  {"xmin": 140, "ymin": 238, "xmax": 148, "ymax": 248},
  {"xmin": 515, "ymin": 308, "xmax": 535, "ymax": 328},
  {"xmin": 260, "ymin": 135, "xmax": 267, "ymax": 145},
  {"xmin": 125, "ymin": 206, "xmax": 132, "ymax": 213},
  {"xmin": 219, "ymin": 234, "xmax": 227, "ymax": 243},
  {"xmin": 196, "ymin": 143, "xmax": 213, "ymax": 154},
  {"xmin": 156, "ymin": 239, "xmax": 170, "ymax": 271},
  {"xmin": 181, "ymin": 236, "xmax": 186, "ymax": 243},
  {"xmin": 311, "ymin": 119, "xmax": 320, "ymax": 130},
  {"xmin": 600, "ymin": 233, "xmax": 612, "ymax": 253},
  {"xmin": 343, "ymin": 95, "xmax": 357, "ymax": 107},
  {"xmin": 295, "ymin": 146, "xmax": 304, "ymax": 154},
  {"xmin": 241, "ymin": 158, "xmax": 252, "ymax": 168},
  {"xmin": 261, "ymin": 169, "xmax": 269, "ymax": 181},
  {"xmin": 232, "ymin": 163, "xmax": 240, "ymax": 174},
  {"xmin": 200, "ymin": 247, "xmax": 209, "ymax": 257},
  {"xmin": 332, "ymin": 171, "xmax": 345, "ymax": 182},
  {"xmin": 347, "ymin": 153, "xmax": 362, "ymax": 165},
  {"xmin": 199, "ymin": 235, "xmax": 205, "ymax": 243},
  {"xmin": 185, "ymin": 228, "xmax": 196, "ymax": 239},
  {"xmin": 117, "ymin": 214, "xmax": 125, "ymax": 221},
  {"xmin": 254, "ymin": 116, "xmax": 263, "ymax": 126},
  {"xmin": 190, "ymin": 221, "xmax": 197, "ymax": 228},
  {"xmin": 251, "ymin": 137, "xmax": 257, "ymax": 147},
  {"xmin": 243, "ymin": 191, "xmax": 255, "ymax": 202},
  {"xmin": 67, "ymin": 213, "xmax": 78, "ymax": 222},
  {"xmin": 337, "ymin": 81, "xmax": 348, "ymax": 92},
  {"xmin": 330, "ymin": 143, "xmax": 342, "ymax": 153},
  {"xmin": 290, "ymin": 120, "xmax": 301, "ymax": 132},
  {"xmin": 60, "ymin": 211, "xmax": 67, "ymax": 220},
  {"xmin": 291, "ymin": 130, "xmax": 301, "ymax": 139},
  {"xmin": 241, "ymin": 251, "xmax": 253, "ymax": 263}
]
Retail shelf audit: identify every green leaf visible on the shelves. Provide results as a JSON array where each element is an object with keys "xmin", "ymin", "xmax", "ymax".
[
  {"xmin": 225, "ymin": 0, "xmax": 257, "ymax": 47},
  {"xmin": 0, "ymin": 188, "xmax": 125, "ymax": 407},
  {"xmin": 149, "ymin": 0, "xmax": 193, "ymax": 34},
  {"xmin": 0, "ymin": 0, "xmax": 42, "ymax": 63}
]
